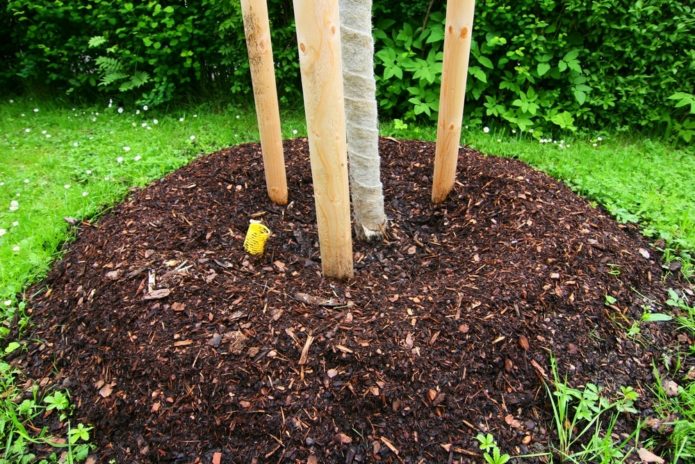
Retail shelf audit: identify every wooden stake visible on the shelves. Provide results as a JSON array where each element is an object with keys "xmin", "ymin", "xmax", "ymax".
[
  {"xmin": 241, "ymin": 0, "xmax": 288, "ymax": 205},
  {"xmin": 432, "ymin": 0, "xmax": 476, "ymax": 204},
  {"xmin": 292, "ymin": 0, "xmax": 353, "ymax": 279}
]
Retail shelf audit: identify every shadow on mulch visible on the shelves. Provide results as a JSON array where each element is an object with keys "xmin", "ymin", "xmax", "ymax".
[{"xmin": 15, "ymin": 139, "xmax": 681, "ymax": 463}]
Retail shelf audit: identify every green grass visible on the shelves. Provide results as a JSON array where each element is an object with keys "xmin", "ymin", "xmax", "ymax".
[{"xmin": 0, "ymin": 97, "xmax": 693, "ymax": 462}]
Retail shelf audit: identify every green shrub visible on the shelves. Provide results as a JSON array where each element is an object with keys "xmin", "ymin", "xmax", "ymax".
[
  {"xmin": 373, "ymin": 0, "xmax": 694, "ymax": 138},
  {"xmin": 4, "ymin": 0, "xmax": 693, "ymax": 138}
]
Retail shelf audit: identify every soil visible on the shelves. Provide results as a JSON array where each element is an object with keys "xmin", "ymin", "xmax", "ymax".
[{"xmin": 14, "ymin": 139, "xmax": 685, "ymax": 463}]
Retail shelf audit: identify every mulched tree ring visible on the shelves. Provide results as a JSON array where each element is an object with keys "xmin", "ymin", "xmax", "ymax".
[{"xmin": 16, "ymin": 139, "xmax": 678, "ymax": 463}]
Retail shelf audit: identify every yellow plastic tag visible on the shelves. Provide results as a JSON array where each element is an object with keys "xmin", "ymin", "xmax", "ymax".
[{"xmin": 244, "ymin": 221, "xmax": 271, "ymax": 256}]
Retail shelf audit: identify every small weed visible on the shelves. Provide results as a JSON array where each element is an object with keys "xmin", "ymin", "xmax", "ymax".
[
  {"xmin": 476, "ymin": 433, "xmax": 511, "ymax": 464},
  {"xmin": 531, "ymin": 356, "xmax": 645, "ymax": 463}
]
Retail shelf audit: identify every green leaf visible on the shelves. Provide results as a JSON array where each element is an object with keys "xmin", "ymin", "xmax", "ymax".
[
  {"xmin": 4, "ymin": 342, "xmax": 20, "ymax": 354},
  {"xmin": 88, "ymin": 36, "xmax": 106, "ymax": 48},
  {"xmin": 537, "ymin": 63, "xmax": 551, "ymax": 76},
  {"xmin": 469, "ymin": 66, "xmax": 487, "ymax": 83},
  {"xmin": 642, "ymin": 313, "xmax": 673, "ymax": 322},
  {"xmin": 477, "ymin": 55, "xmax": 494, "ymax": 69}
]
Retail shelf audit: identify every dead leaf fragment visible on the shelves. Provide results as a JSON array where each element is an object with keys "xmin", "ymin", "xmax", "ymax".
[
  {"xmin": 637, "ymin": 448, "xmax": 664, "ymax": 463},
  {"xmin": 638, "ymin": 248, "xmax": 651, "ymax": 259},
  {"xmin": 458, "ymin": 324, "xmax": 470, "ymax": 333},
  {"xmin": 105, "ymin": 270, "xmax": 121, "ymax": 281},
  {"xmin": 336, "ymin": 433, "xmax": 352, "ymax": 444},
  {"xmin": 99, "ymin": 383, "xmax": 115, "ymax": 398},
  {"xmin": 212, "ymin": 452, "xmax": 222, "ymax": 464},
  {"xmin": 327, "ymin": 368, "xmax": 338, "ymax": 378},
  {"xmin": 663, "ymin": 379, "xmax": 679, "ymax": 397},
  {"xmin": 294, "ymin": 292, "xmax": 344, "ymax": 307},
  {"xmin": 224, "ymin": 331, "xmax": 249, "ymax": 354},
  {"xmin": 307, "ymin": 456, "xmax": 318, "ymax": 464},
  {"xmin": 504, "ymin": 414, "xmax": 522, "ymax": 429}
]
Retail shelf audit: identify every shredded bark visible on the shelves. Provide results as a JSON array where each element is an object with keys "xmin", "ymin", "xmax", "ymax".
[{"xmin": 15, "ymin": 139, "xmax": 683, "ymax": 463}]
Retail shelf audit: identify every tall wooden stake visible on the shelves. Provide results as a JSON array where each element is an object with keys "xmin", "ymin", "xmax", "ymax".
[
  {"xmin": 432, "ymin": 0, "xmax": 476, "ymax": 204},
  {"xmin": 292, "ymin": 0, "xmax": 353, "ymax": 279},
  {"xmin": 241, "ymin": 0, "xmax": 288, "ymax": 205}
]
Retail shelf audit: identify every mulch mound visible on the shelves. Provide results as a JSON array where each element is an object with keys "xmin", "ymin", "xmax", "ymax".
[{"xmin": 15, "ymin": 139, "xmax": 677, "ymax": 463}]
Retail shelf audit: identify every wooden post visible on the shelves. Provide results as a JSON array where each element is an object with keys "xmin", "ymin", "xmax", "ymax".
[
  {"xmin": 241, "ymin": 0, "xmax": 288, "ymax": 205},
  {"xmin": 292, "ymin": 0, "xmax": 353, "ymax": 279},
  {"xmin": 432, "ymin": 0, "xmax": 476, "ymax": 204}
]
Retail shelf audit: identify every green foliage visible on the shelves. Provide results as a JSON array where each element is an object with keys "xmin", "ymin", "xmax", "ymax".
[
  {"xmin": 372, "ymin": 0, "xmax": 694, "ymax": 138},
  {"xmin": 3, "ymin": 1, "xmax": 693, "ymax": 136}
]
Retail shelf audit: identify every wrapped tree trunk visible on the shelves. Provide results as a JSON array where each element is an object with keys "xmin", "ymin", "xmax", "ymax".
[{"xmin": 340, "ymin": 0, "xmax": 386, "ymax": 240}]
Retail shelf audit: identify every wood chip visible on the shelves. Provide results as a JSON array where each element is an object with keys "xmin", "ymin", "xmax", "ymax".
[
  {"xmin": 299, "ymin": 334, "xmax": 315, "ymax": 365},
  {"xmin": 335, "ymin": 344, "xmax": 353, "ymax": 354},
  {"xmin": 212, "ymin": 452, "xmax": 222, "ymax": 464},
  {"xmin": 519, "ymin": 335, "xmax": 530, "ymax": 351},
  {"xmin": 173, "ymin": 339, "xmax": 193, "ymax": 347},
  {"xmin": 336, "ymin": 433, "xmax": 352, "ymax": 444},
  {"xmin": 530, "ymin": 359, "xmax": 548, "ymax": 380},
  {"xmin": 380, "ymin": 436, "xmax": 399, "ymax": 455},
  {"xmin": 144, "ymin": 288, "xmax": 171, "ymax": 300},
  {"xmin": 294, "ymin": 292, "xmax": 345, "ymax": 307},
  {"xmin": 171, "ymin": 302, "xmax": 186, "ymax": 312}
]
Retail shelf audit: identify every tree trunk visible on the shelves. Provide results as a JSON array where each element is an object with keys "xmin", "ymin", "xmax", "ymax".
[{"xmin": 340, "ymin": 0, "xmax": 386, "ymax": 240}]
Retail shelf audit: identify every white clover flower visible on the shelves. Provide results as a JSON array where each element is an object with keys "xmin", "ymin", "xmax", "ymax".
[
  {"xmin": 108, "ymin": 99, "xmax": 113, "ymax": 108},
  {"xmin": 179, "ymin": 117, "xmax": 184, "ymax": 122},
  {"xmin": 73, "ymin": 142, "xmax": 79, "ymax": 147},
  {"xmin": 72, "ymin": 108, "xmax": 76, "ymax": 111},
  {"xmin": 11, "ymin": 221, "xmax": 18, "ymax": 227},
  {"xmin": 3, "ymin": 300, "xmax": 11, "ymax": 306},
  {"xmin": 597, "ymin": 136, "xmax": 603, "ymax": 141},
  {"xmin": 0, "ymin": 182, "xmax": 4, "ymax": 186},
  {"xmin": 146, "ymin": 126, "xmax": 152, "ymax": 130},
  {"xmin": 118, "ymin": 107, "xmax": 124, "ymax": 114},
  {"xmin": 512, "ymin": 129, "xmax": 516, "ymax": 134},
  {"xmin": 193, "ymin": 114, "xmax": 198, "ymax": 118},
  {"xmin": 45, "ymin": 134, "xmax": 51, "ymax": 138},
  {"xmin": 24, "ymin": 128, "xmax": 31, "ymax": 133},
  {"xmin": 64, "ymin": 184, "xmax": 70, "ymax": 189},
  {"xmin": 592, "ymin": 143, "xmax": 598, "ymax": 147},
  {"xmin": 134, "ymin": 155, "xmax": 142, "ymax": 161},
  {"xmin": 117, "ymin": 156, "xmax": 124, "ymax": 163},
  {"xmin": 123, "ymin": 146, "xmax": 131, "ymax": 152},
  {"xmin": 82, "ymin": 191, "xmax": 89, "ymax": 197},
  {"xmin": 153, "ymin": 119, "xmax": 158, "ymax": 125},
  {"xmin": 141, "ymin": 122, "xmax": 147, "ymax": 128},
  {"xmin": 9, "ymin": 200, "xmax": 19, "ymax": 212},
  {"xmin": 0, "ymin": 229, "xmax": 6, "ymax": 237},
  {"xmin": 33, "ymin": 108, "xmax": 39, "ymax": 113},
  {"xmin": 131, "ymin": 122, "xmax": 137, "ymax": 127},
  {"xmin": 292, "ymin": 129, "xmax": 298, "ymax": 135},
  {"xmin": 92, "ymin": 117, "xmax": 97, "ymax": 122},
  {"xmin": 86, "ymin": 169, "xmax": 93, "ymax": 175},
  {"xmin": 41, "ymin": 130, "xmax": 47, "ymax": 135},
  {"xmin": 21, "ymin": 113, "xmax": 25, "ymax": 117},
  {"xmin": 236, "ymin": 115, "xmax": 240, "ymax": 119},
  {"xmin": 95, "ymin": 112, "xmax": 99, "ymax": 116},
  {"xmin": 190, "ymin": 135, "xmax": 196, "ymax": 141},
  {"xmin": 136, "ymin": 109, "xmax": 141, "ymax": 115},
  {"xmin": 9, "ymin": 99, "xmax": 13, "ymax": 104},
  {"xmin": 12, "ymin": 245, "xmax": 20, "ymax": 253},
  {"xmin": 143, "ymin": 105, "xmax": 148, "ymax": 111},
  {"xmin": 483, "ymin": 127, "xmax": 490, "ymax": 134},
  {"xmin": 497, "ymin": 138, "xmax": 502, "ymax": 142}
]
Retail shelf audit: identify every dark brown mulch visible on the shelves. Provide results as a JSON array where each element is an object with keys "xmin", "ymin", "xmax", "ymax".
[{"xmin": 15, "ymin": 139, "xmax": 679, "ymax": 463}]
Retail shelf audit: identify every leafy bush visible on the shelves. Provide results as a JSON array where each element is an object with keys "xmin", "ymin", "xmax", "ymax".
[
  {"xmin": 373, "ymin": 0, "xmax": 694, "ymax": 138},
  {"xmin": 4, "ymin": 0, "xmax": 693, "ymax": 137}
]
